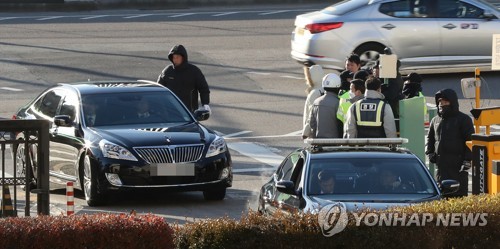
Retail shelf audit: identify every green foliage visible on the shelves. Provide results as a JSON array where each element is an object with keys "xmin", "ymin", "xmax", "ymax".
[{"xmin": 0, "ymin": 213, "xmax": 174, "ymax": 249}]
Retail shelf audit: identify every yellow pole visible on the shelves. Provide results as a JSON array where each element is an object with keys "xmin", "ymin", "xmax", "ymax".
[{"xmin": 475, "ymin": 68, "xmax": 481, "ymax": 134}]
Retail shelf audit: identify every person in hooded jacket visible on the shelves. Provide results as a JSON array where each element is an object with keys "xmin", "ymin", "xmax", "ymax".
[
  {"xmin": 425, "ymin": 89, "xmax": 474, "ymax": 197},
  {"xmin": 302, "ymin": 65, "xmax": 325, "ymax": 139},
  {"xmin": 157, "ymin": 44, "xmax": 211, "ymax": 113}
]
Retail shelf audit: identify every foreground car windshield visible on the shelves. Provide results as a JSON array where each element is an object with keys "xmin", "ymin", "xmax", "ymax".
[
  {"xmin": 308, "ymin": 158, "xmax": 437, "ymax": 196},
  {"xmin": 82, "ymin": 91, "xmax": 193, "ymax": 126}
]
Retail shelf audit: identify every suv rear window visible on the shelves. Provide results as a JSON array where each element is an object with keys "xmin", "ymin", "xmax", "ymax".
[{"xmin": 322, "ymin": 0, "xmax": 370, "ymax": 15}]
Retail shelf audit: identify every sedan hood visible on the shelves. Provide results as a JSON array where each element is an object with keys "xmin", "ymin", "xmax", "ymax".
[
  {"xmin": 309, "ymin": 195, "xmax": 439, "ymax": 212},
  {"xmin": 91, "ymin": 122, "xmax": 211, "ymax": 147}
]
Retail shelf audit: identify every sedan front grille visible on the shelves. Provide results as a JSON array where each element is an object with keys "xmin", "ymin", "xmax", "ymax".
[{"xmin": 134, "ymin": 144, "xmax": 204, "ymax": 164}]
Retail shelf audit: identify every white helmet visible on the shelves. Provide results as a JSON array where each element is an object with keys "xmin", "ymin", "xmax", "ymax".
[{"xmin": 322, "ymin": 73, "xmax": 341, "ymax": 89}]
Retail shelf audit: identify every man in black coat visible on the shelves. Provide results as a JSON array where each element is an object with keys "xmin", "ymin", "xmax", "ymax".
[
  {"xmin": 425, "ymin": 88, "xmax": 474, "ymax": 197},
  {"xmin": 157, "ymin": 44, "xmax": 211, "ymax": 113}
]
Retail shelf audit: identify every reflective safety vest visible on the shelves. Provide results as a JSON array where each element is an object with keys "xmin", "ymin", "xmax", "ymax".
[
  {"xmin": 353, "ymin": 99, "xmax": 386, "ymax": 138},
  {"xmin": 336, "ymin": 91, "xmax": 350, "ymax": 123}
]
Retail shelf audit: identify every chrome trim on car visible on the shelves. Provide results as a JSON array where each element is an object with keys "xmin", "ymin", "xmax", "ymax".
[
  {"xmin": 134, "ymin": 144, "xmax": 204, "ymax": 164},
  {"xmin": 108, "ymin": 179, "xmax": 227, "ymax": 188}
]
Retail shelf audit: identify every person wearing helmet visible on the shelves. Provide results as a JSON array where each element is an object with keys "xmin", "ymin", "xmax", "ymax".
[
  {"xmin": 344, "ymin": 76, "xmax": 397, "ymax": 138},
  {"xmin": 304, "ymin": 73, "xmax": 343, "ymax": 139},
  {"xmin": 302, "ymin": 65, "xmax": 325, "ymax": 139}
]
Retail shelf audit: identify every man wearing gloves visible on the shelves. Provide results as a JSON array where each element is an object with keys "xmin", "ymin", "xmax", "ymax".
[
  {"xmin": 426, "ymin": 89, "xmax": 474, "ymax": 197},
  {"xmin": 157, "ymin": 44, "xmax": 211, "ymax": 114}
]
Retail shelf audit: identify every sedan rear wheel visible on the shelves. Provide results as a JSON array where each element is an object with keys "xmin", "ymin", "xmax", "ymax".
[
  {"xmin": 82, "ymin": 155, "xmax": 105, "ymax": 206},
  {"xmin": 353, "ymin": 43, "xmax": 386, "ymax": 68},
  {"xmin": 15, "ymin": 142, "xmax": 37, "ymax": 190},
  {"xmin": 203, "ymin": 187, "xmax": 226, "ymax": 201}
]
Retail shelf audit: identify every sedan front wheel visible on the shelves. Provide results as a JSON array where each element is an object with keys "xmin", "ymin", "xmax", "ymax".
[{"xmin": 81, "ymin": 154, "xmax": 105, "ymax": 206}]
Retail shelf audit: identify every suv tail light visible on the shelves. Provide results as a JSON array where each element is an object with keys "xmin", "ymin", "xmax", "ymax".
[{"xmin": 305, "ymin": 22, "xmax": 343, "ymax": 34}]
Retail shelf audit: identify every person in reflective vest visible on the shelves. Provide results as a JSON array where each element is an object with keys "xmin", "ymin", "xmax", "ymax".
[
  {"xmin": 344, "ymin": 76, "xmax": 397, "ymax": 138},
  {"xmin": 337, "ymin": 70, "xmax": 370, "ymax": 122},
  {"xmin": 337, "ymin": 79, "xmax": 365, "ymax": 123}
]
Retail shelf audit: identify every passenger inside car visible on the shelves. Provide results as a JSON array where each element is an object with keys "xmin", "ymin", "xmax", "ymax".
[{"xmin": 318, "ymin": 170, "xmax": 335, "ymax": 194}]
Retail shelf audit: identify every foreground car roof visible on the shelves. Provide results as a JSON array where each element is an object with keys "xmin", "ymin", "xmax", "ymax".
[{"xmin": 58, "ymin": 80, "xmax": 164, "ymax": 95}]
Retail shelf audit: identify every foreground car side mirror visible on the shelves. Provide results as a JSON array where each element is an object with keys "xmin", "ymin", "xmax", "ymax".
[
  {"xmin": 276, "ymin": 180, "xmax": 297, "ymax": 196},
  {"xmin": 439, "ymin": 179, "xmax": 460, "ymax": 196},
  {"xmin": 194, "ymin": 109, "xmax": 210, "ymax": 121},
  {"xmin": 54, "ymin": 115, "xmax": 73, "ymax": 127}
]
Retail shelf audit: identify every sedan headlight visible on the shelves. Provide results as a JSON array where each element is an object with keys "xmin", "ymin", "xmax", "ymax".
[
  {"xmin": 206, "ymin": 136, "xmax": 227, "ymax": 158},
  {"xmin": 99, "ymin": 139, "xmax": 138, "ymax": 161}
]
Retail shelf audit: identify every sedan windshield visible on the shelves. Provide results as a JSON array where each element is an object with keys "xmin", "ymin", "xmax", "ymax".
[
  {"xmin": 308, "ymin": 157, "xmax": 438, "ymax": 196},
  {"xmin": 81, "ymin": 91, "xmax": 193, "ymax": 126}
]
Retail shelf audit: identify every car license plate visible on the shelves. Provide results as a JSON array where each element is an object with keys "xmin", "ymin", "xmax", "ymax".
[
  {"xmin": 151, "ymin": 163, "xmax": 195, "ymax": 176},
  {"xmin": 296, "ymin": 27, "xmax": 304, "ymax": 36}
]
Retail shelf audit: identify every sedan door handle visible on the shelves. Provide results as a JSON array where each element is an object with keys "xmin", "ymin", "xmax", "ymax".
[
  {"xmin": 382, "ymin": 24, "xmax": 396, "ymax": 30},
  {"xmin": 442, "ymin": 23, "xmax": 456, "ymax": 30}
]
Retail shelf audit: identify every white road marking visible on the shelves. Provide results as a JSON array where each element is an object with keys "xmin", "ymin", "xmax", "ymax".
[
  {"xmin": 169, "ymin": 13, "xmax": 195, "ymax": 18},
  {"xmin": 225, "ymin": 133, "xmax": 301, "ymax": 140},
  {"xmin": 123, "ymin": 14, "xmax": 154, "ymax": 19},
  {"xmin": 212, "ymin": 12, "xmax": 239, "ymax": 17},
  {"xmin": 246, "ymin": 72, "xmax": 271, "ymax": 75},
  {"xmin": 0, "ymin": 17, "xmax": 18, "ymax": 21},
  {"xmin": 258, "ymin": 10, "xmax": 290, "ymax": 15},
  {"xmin": 228, "ymin": 142, "xmax": 283, "ymax": 167},
  {"xmin": 80, "ymin": 15, "xmax": 109, "ymax": 20},
  {"xmin": 283, "ymin": 130, "xmax": 302, "ymax": 136},
  {"xmin": 233, "ymin": 167, "xmax": 275, "ymax": 173},
  {"xmin": 280, "ymin": 75, "xmax": 304, "ymax": 80},
  {"xmin": 1, "ymin": 87, "xmax": 23, "ymax": 92},
  {"xmin": 37, "ymin": 16, "xmax": 64, "ymax": 21},
  {"xmin": 223, "ymin": 131, "xmax": 252, "ymax": 138}
]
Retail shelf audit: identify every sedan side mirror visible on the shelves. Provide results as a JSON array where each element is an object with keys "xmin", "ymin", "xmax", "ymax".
[
  {"xmin": 483, "ymin": 10, "xmax": 496, "ymax": 21},
  {"xmin": 194, "ymin": 109, "xmax": 210, "ymax": 121},
  {"xmin": 54, "ymin": 115, "xmax": 73, "ymax": 127},
  {"xmin": 276, "ymin": 180, "xmax": 297, "ymax": 196},
  {"xmin": 439, "ymin": 179, "xmax": 460, "ymax": 196}
]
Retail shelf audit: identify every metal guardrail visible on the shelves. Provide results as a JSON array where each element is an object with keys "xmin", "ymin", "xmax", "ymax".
[{"xmin": 0, "ymin": 120, "xmax": 50, "ymax": 217}]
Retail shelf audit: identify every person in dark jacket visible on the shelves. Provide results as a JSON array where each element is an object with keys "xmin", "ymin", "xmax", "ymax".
[
  {"xmin": 157, "ymin": 44, "xmax": 211, "ymax": 113},
  {"xmin": 425, "ymin": 88, "xmax": 474, "ymax": 197},
  {"xmin": 373, "ymin": 60, "xmax": 404, "ymax": 118},
  {"xmin": 402, "ymin": 72, "xmax": 423, "ymax": 99}
]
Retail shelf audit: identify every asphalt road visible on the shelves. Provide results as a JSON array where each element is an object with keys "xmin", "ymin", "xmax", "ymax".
[{"xmin": 0, "ymin": 4, "xmax": 499, "ymax": 220}]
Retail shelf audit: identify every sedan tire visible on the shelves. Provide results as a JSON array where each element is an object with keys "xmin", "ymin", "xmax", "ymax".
[{"xmin": 82, "ymin": 154, "xmax": 105, "ymax": 206}]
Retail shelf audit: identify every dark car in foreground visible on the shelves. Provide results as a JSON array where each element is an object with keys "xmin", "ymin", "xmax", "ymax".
[
  {"xmin": 13, "ymin": 80, "xmax": 232, "ymax": 206},
  {"xmin": 258, "ymin": 138, "xmax": 459, "ymax": 214}
]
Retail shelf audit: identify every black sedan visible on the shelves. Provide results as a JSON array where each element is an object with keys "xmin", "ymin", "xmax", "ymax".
[
  {"xmin": 13, "ymin": 80, "xmax": 232, "ymax": 206},
  {"xmin": 258, "ymin": 138, "xmax": 459, "ymax": 214}
]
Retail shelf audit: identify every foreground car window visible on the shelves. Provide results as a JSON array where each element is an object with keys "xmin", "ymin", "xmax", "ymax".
[
  {"xmin": 82, "ymin": 91, "xmax": 192, "ymax": 126},
  {"xmin": 308, "ymin": 158, "xmax": 437, "ymax": 195},
  {"xmin": 379, "ymin": 0, "xmax": 431, "ymax": 18}
]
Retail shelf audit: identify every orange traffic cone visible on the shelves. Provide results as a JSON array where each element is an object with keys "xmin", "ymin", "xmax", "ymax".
[{"xmin": 1, "ymin": 185, "xmax": 15, "ymax": 217}]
